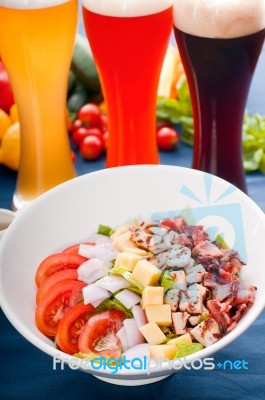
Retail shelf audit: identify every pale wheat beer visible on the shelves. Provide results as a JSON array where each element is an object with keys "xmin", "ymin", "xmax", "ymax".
[
  {"xmin": 173, "ymin": 0, "xmax": 265, "ymax": 192},
  {"xmin": 82, "ymin": 0, "xmax": 173, "ymax": 167},
  {"xmin": 0, "ymin": 0, "xmax": 77, "ymax": 209}
]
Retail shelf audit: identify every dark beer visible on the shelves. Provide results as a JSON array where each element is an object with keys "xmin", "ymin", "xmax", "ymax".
[{"xmin": 174, "ymin": 21, "xmax": 265, "ymax": 191}]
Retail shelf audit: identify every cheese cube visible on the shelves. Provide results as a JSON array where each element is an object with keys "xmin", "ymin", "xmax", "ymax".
[
  {"xmin": 150, "ymin": 344, "xmax": 176, "ymax": 360},
  {"xmin": 110, "ymin": 224, "xmax": 130, "ymax": 240},
  {"xmin": 142, "ymin": 286, "xmax": 164, "ymax": 309},
  {"xmin": 131, "ymin": 259, "xmax": 161, "ymax": 287},
  {"xmin": 139, "ymin": 322, "xmax": 167, "ymax": 345},
  {"xmin": 123, "ymin": 247, "xmax": 147, "ymax": 256},
  {"xmin": 114, "ymin": 252, "xmax": 142, "ymax": 272},
  {"xmin": 112, "ymin": 231, "xmax": 137, "ymax": 252},
  {"xmin": 167, "ymin": 333, "xmax": 192, "ymax": 345},
  {"xmin": 145, "ymin": 304, "xmax": 172, "ymax": 326}
]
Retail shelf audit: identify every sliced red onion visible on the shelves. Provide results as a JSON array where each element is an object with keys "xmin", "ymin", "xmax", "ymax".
[
  {"xmin": 82, "ymin": 284, "xmax": 110, "ymax": 307},
  {"xmin": 123, "ymin": 318, "xmax": 145, "ymax": 347},
  {"xmin": 132, "ymin": 305, "xmax": 148, "ymax": 328},
  {"xmin": 86, "ymin": 233, "xmax": 112, "ymax": 245},
  {"xmin": 77, "ymin": 258, "xmax": 106, "ymax": 284},
  {"xmin": 115, "ymin": 289, "xmax": 141, "ymax": 309},
  {"xmin": 123, "ymin": 344, "xmax": 150, "ymax": 361},
  {"xmin": 94, "ymin": 275, "xmax": 129, "ymax": 293},
  {"xmin": 79, "ymin": 242, "xmax": 118, "ymax": 263},
  {"xmin": 116, "ymin": 326, "xmax": 129, "ymax": 351}
]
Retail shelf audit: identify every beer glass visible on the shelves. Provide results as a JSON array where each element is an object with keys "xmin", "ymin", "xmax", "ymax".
[
  {"xmin": 0, "ymin": 0, "xmax": 77, "ymax": 210},
  {"xmin": 173, "ymin": 0, "xmax": 265, "ymax": 192},
  {"xmin": 82, "ymin": 0, "xmax": 173, "ymax": 167}
]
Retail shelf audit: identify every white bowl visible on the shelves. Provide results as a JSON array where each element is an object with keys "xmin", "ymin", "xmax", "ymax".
[
  {"xmin": 0, "ymin": 208, "xmax": 16, "ymax": 242},
  {"xmin": 0, "ymin": 165, "xmax": 265, "ymax": 386}
]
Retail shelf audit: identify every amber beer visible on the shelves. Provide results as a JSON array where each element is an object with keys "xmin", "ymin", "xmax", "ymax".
[
  {"xmin": 0, "ymin": 0, "xmax": 77, "ymax": 209},
  {"xmin": 173, "ymin": 0, "xmax": 265, "ymax": 192},
  {"xmin": 82, "ymin": 0, "xmax": 173, "ymax": 167}
]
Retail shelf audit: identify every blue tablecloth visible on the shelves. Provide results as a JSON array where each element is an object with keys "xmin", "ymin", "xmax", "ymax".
[{"xmin": 1, "ymin": 15, "xmax": 265, "ymax": 399}]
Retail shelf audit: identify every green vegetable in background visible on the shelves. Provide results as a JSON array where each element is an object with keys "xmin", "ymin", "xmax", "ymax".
[
  {"xmin": 67, "ymin": 80, "xmax": 91, "ymax": 114},
  {"xmin": 242, "ymin": 111, "xmax": 265, "ymax": 173},
  {"xmin": 71, "ymin": 34, "xmax": 101, "ymax": 93},
  {"xmin": 156, "ymin": 76, "xmax": 265, "ymax": 174}
]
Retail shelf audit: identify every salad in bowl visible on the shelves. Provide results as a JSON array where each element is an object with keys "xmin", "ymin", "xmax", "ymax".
[{"xmin": 34, "ymin": 216, "xmax": 256, "ymax": 365}]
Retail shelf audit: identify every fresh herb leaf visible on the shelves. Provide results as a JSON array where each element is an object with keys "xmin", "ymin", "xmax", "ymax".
[{"xmin": 156, "ymin": 76, "xmax": 265, "ymax": 174}]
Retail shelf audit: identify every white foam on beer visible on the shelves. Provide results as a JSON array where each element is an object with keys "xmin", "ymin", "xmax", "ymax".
[
  {"xmin": 173, "ymin": 0, "xmax": 265, "ymax": 38},
  {"xmin": 0, "ymin": 0, "xmax": 70, "ymax": 9},
  {"xmin": 83, "ymin": 0, "xmax": 173, "ymax": 17}
]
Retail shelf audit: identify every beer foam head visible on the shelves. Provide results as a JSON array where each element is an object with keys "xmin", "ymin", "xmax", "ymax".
[
  {"xmin": 83, "ymin": 0, "xmax": 173, "ymax": 17},
  {"xmin": 173, "ymin": 0, "xmax": 265, "ymax": 38},
  {"xmin": 0, "ymin": 0, "xmax": 70, "ymax": 9}
]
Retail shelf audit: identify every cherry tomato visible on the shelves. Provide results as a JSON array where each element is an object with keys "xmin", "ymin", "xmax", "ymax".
[
  {"xmin": 69, "ymin": 119, "xmax": 82, "ymax": 133},
  {"xmin": 36, "ymin": 269, "xmax": 78, "ymax": 305},
  {"xmin": 79, "ymin": 135, "xmax": 104, "ymax": 160},
  {"xmin": 85, "ymin": 127, "xmax": 104, "ymax": 143},
  {"xmin": 78, "ymin": 310, "xmax": 125, "ymax": 358},
  {"xmin": 56, "ymin": 302, "xmax": 95, "ymax": 354},
  {"xmin": 99, "ymin": 114, "xmax": 108, "ymax": 133},
  {"xmin": 77, "ymin": 103, "xmax": 101, "ymax": 128},
  {"xmin": 0, "ymin": 60, "xmax": 14, "ymax": 113},
  {"xmin": 35, "ymin": 252, "xmax": 87, "ymax": 288},
  {"xmin": 35, "ymin": 280, "xmax": 86, "ymax": 337},
  {"xmin": 157, "ymin": 127, "xmax": 179, "ymax": 151},
  {"xmin": 156, "ymin": 120, "xmax": 173, "ymax": 131},
  {"xmin": 72, "ymin": 127, "xmax": 90, "ymax": 148},
  {"xmin": 63, "ymin": 242, "xmax": 95, "ymax": 254}
]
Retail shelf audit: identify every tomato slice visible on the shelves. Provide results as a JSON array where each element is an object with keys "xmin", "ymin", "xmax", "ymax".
[
  {"xmin": 35, "ymin": 280, "xmax": 86, "ymax": 337},
  {"xmin": 78, "ymin": 310, "xmax": 125, "ymax": 358},
  {"xmin": 35, "ymin": 252, "xmax": 87, "ymax": 287},
  {"xmin": 56, "ymin": 302, "xmax": 95, "ymax": 354},
  {"xmin": 36, "ymin": 269, "xmax": 78, "ymax": 305},
  {"xmin": 63, "ymin": 242, "xmax": 95, "ymax": 254}
]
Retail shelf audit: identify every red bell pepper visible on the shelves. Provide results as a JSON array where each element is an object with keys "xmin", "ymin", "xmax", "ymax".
[{"xmin": 0, "ymin": 59, "xmax": 14, "ymax": 113}]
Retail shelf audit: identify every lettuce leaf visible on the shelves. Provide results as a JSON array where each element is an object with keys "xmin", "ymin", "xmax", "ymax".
[
  {"xmin": 97, "ymin": 224, "xmax": 114, "ymax": 237},
  {"xmin": 122, "ymin": 271, "xmax": 144, "ymax": 294},
  {"xmin": 159, "ymin": 270, "xmax": 175, "ymax": 291},
  {"xmin": 215, "ymin": 234, "xmax": 229, "ymax": 249},
  {"xmin": 175, "ymin": 342, "xmax": 204, "ymax": 358},
  {"xmin": 109, "ymin": 263, "xmax": 129, "ymax": 276},
  {"xmin": 96, "ymin": 297, "xmax": 133, "ymax": 318},
  {"xmin": 109, "ymin": 264, "xmax": 144, "ymax": 294}
]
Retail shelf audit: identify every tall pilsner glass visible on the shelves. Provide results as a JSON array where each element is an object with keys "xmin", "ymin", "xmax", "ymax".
[
  {"xmin": 82, "ymin": 0, "xmax": 173, "ymax": 167},
  {"xmin": 173, "ymin": 0, "xmax": 265, "ymax": 192},
  {"xmin": 0, "ymin": 0, "xmax": 77, "ymax": 210}
]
